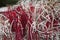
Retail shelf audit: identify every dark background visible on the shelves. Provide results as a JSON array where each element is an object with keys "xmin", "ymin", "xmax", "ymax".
[{"xmin": 0, "ymin": 0, "xmax": 18, "ymax": 7}]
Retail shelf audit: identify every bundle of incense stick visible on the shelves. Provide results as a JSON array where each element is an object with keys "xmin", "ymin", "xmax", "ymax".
[{"xmin": 0, "ymin": 0, "xmax": 60, "ymax": 40}]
